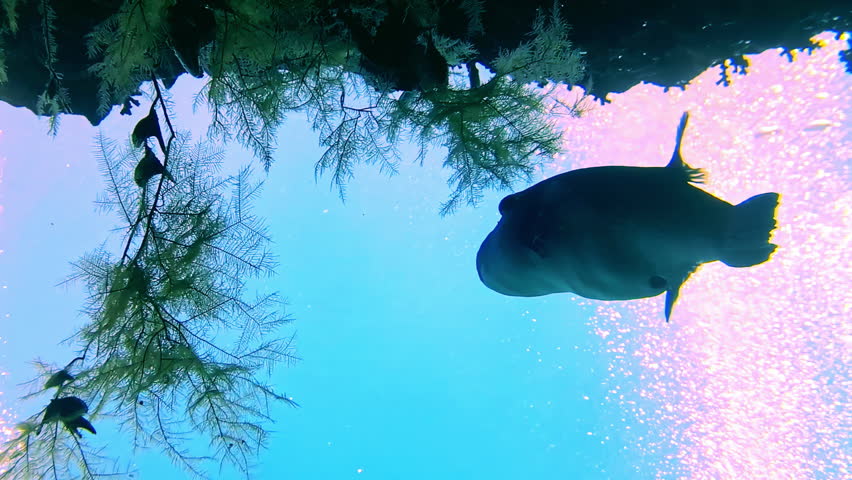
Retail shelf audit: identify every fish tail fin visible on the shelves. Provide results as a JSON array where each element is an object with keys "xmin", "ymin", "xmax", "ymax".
[{"xmin": 720, "ymin": 192, "xmax": 780, "ymax": 267}]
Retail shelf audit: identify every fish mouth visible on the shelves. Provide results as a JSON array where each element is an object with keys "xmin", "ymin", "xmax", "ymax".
[{"xmin": 476, "ymin": 227, "xmax": 552, "ymax": 297}]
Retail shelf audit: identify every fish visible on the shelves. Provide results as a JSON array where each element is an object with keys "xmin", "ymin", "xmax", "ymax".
[{"xmin": 475, "ymin": 112, "xmax": 780, "ymax": 322}]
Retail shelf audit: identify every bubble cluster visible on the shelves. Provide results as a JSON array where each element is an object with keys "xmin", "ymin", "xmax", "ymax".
[{"xmin": 552, "ymin": 33, "xmax": 850, "ymax": 479}]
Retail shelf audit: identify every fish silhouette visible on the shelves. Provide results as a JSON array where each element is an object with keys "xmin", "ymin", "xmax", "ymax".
[{"xmin": 476, "ymin": 112, "xmax": 780, "ymax": 321}]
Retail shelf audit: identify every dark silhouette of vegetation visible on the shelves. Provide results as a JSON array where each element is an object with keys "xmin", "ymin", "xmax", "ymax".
[
  {"xmin": 0, "ymin": 0, "xmax": 586, "ymax": 211},
  {"xmin": 2, "ymin": 0, "xmax": 849, "ymax": 126}
]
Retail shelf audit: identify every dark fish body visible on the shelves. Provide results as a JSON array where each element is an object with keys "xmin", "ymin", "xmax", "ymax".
[{"xmin": 476, "ymin": 113, "xmax": 780, "ymax": 321}]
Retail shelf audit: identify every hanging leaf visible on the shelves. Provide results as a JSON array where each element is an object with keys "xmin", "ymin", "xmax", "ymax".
[
  {"xmin": 132, "ymin": 105, "xmax": 166, "ymax": 152},
  {"xmin": 134, "ymin": 144, "xmax": 174, "ymax": 187},
  {"xmin": 65, "ymin": 416, "xmax": 96, "ymax": 437},
  {"xmin": 44, "ymin": 369, "xmax": 75, "ymax": 389}
]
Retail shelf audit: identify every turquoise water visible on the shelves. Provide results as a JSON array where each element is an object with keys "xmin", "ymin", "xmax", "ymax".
[
  {"xmin": 1, "ymin": 105, "xmax": 636, "ymax": 479},
  {"xmin": 0, "ymin": 33, "xmax": 848, "ymax": 479}
]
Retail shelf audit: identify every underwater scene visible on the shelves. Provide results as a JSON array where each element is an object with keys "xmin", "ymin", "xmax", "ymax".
[{"xmin": 0, "ymin": 10, "xmax": 849, "ymax": 480}]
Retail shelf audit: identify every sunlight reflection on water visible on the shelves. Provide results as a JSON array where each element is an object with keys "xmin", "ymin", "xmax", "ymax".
[{"xmin": 552, "ymin": 33, "xmax": 850, "ymax": 479}]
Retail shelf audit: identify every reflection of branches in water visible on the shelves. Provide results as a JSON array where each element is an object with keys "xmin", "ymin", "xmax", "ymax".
[{"xmin": 1, "ymin": 82, "xmax": 296, "ymax": 479}]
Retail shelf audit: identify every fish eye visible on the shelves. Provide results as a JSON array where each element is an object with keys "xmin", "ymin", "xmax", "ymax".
[{"xmin": 498, "ymin": 194, "xmax": 517, "ymax": 215}]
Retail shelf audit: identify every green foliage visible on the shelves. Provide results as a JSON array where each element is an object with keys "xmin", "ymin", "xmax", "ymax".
[
  {"xmin": 242, "ymin": 50, "xmax": 579, "ymax": 214},
  {"xmin": 83, "ymin": 134, "xmax": 294, "ymax": 474},
  {"xmin": 0, "ymin": 420, "xmax": 107, "ymax": 480},
  {"xmin": 456, "ymin": 0, "xmax": 485, "ymax": 36},
  {"xmin": 1, "ymin": 0, "xmax": 586, "ymax": 210},
  {"xmin": 0, "ymin": 40, "xmax": 6, "ymax": 84},
  {"xmin": 493, "ymin": 2, "xmax": 584, "ymax": 85},
  {"xmin": 430, "ymin": 33, "xmax": 478, "ymax": 66},
  {"xmin": 1, "ymin": 91, "xmax": 296, "ymax": 479},
  {"xmin": 197, "ymin": 0, "xmax": 355, "ymax": 170},
  {"xmin": 32, "ymin": 0, "xmax": 68, "ymax": 133},
  {"xmin": 1, "ymin": 0, "xmax": 18, "ymax": 33},
  {"xmin": 86, "ymin": 0, "xmax": 172, "ymax": 115},
  {"xmin": 0, "ymin": 0, "xmax": 11, "ymax": 82},
  {"xmin": 201, "ymin": 59, "xmax": 298, "ymax": 171},
  {"xmin": 309, "ymin": 73, "xmax": 400, "ymax": 198},
  {"xmin": 176, "ymin": 0, "xmax": 583, "ymax": 212},
  {"xmin": 394, "ymin": 77, "xmax": 563, "ymax": 214}
]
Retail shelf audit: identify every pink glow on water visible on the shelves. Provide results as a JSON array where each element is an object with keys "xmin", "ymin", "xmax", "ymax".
[
  {"xmin": 0, "ymin": 366, "xmax": 12, "ymax": 445},
  {"xmin": 551, "ymin": 33, "xmax": 850, "ymax": 479},
  {"xmin": 0, "ymin": 127, "xmax": 11, "ymax": 445},
  {"xmin": 0, "ymin": 128, "xmax": 6, "ymax": 220}
]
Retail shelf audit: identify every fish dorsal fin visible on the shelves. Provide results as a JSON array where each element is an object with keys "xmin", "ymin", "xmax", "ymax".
[{"xmin": 666, "ymin": 112, "xmax": 706, "ymax": 184}]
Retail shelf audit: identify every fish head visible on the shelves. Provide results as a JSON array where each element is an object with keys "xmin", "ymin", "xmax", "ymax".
[{"xmin": 477, "ymin": 185, "xmax": 586, "ymax": 297}]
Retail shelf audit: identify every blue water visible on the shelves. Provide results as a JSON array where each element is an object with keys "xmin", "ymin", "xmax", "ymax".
[{"xmin": 0, "ymin": 82, "xmax": 649, "ymax": 479}]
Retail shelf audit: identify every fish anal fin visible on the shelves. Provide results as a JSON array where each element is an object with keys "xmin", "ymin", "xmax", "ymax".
[
  {"xmin": 664, "ymin": 284, "xmax": 680, "ymax": 323},
  {"xmin": 663, "ymin": 265, "xmax": 700, "ymax": 322}
]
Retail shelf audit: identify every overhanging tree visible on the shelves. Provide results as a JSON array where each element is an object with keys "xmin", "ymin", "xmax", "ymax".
[
  {"xmin": 0, "ymin": 0, "xmax": 586, "ymax": 211},
  {"xmin": 1, "ymin": 83, "xmax": 298, "ymax": 479},
  {"xmin": 0, "ymin": 1, "xmax": 585, "ymax": 478}
]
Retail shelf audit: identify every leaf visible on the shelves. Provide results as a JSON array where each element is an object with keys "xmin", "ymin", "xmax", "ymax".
[
  {"xmin": 44, "ymin": 369, "xmax": 75, "ymax": 389},
  {"xmin": 134, "ymin": 144, "xmax": 167, "ymax": 187},
  {"xmin": 132, "ymin": 105, "xmax": 166, "ymax": 151}
]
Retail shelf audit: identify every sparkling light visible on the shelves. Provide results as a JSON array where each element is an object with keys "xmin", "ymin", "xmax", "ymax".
[
  {"xmin": 551, "ymin": 33, "xmax": 850, "ymax": 479},
  {"xmin": 0, "ymin": 369, "xmax": 13, "ymax": 445},
  {"xmin": 0, "ymin": 109, "xmax": 12, "ymax": 446}
]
